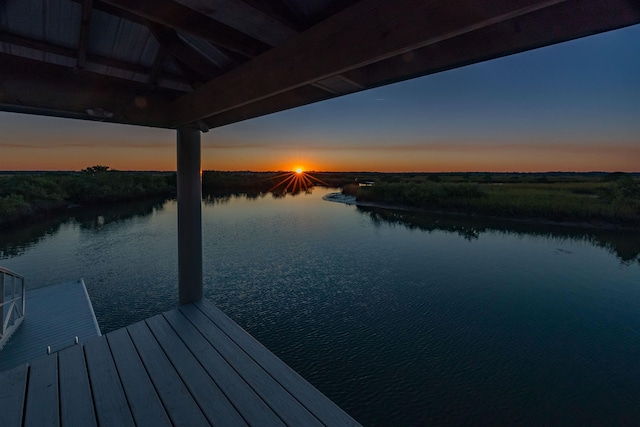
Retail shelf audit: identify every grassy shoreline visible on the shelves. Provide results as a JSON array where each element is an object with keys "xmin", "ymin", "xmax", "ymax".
[
  {"xmin": 343, "ymin": 175, "xmax": 640, "ymax": 229},
  {"xmin": 2, "ymin": 170, "xmax": 638, "ymax": 230}
]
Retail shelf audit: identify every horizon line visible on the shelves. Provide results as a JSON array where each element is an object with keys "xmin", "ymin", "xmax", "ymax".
[{"xmin": 1, "ymin": 169, "xmax": 639, "ymax": 174}]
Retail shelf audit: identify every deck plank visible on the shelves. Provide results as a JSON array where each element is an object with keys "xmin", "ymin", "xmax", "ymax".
[
  {"xmin": 181, "ymin": 303, "xmax": 324, "ymax": 427},
  {"xmin": 126, "ymin": 320, "xmax": 210, "ymax": 427},
  {"xmin": 84, "ymin": 336, "xmax": 136, "ymax": 427},
  {"xmin": 0, "ymin": 363, "xmax": 28, "ymax": 427},
  {"xmin": 106, "ymin": 328, "xmax": 172, "ymax": 427},
  {"xmin": 58, "ymin": 345, "xmax": 97, "ymax": 427},
  {"xmin": 146, "ymin": 314, "xmax": 248, "ymax": 426},
  {"xmin": 163, "ymin": 309, "xmax": 285, "ymax": 427},
  {"xmin": 0, "ymin": 299, "xmax": 360, "ymax": 427},
  {"xmin": 194, "ymin": 299, "xmax": 361, "ymax": 426},
  {"xmin": 24, "ymin": 354, "xmax": 59, "ymax": 427}
]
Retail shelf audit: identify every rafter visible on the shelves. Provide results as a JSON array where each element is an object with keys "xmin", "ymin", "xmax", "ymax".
[
  {"xmin": 172, "ymin": 0, "xmax": 297, "ymax": 46},
  {"xmin": 302, "ymin": 0, "xmax": 362, "ymax": 28},
  {"xmin": 77, "ymin": 0, "xmax": 93, "ymax": 69},
  {"xmin": 0, "ymin": 31, "xmax": 77, "ymax": 63},
  {"xmin": 147, "ymin": 22, "xmax": 220, "ymax": 82},
  {"xmin": 236, "ymin": 0, "xmax": 305, "ymax": 31},
  {"xmin": 0, "ymin": 53, "xmax": 174, "ymax": 127},
  {"xmin": 149, "ymin": 47, "xmax": 169, "ymax": 87},
  {"xmin": 71, "ymin": 0, "xmax": 216, "ymax": 83},
  {"xmin": 71, "ymin": 0, "xmax": 147, "ymax": 25},
  {"xmin": 99, "ymin": 0, "xmax": 269, "ymax": 58},
  {"xmin": 0, "ymin": 31, "xmax": 189, "ymax": 88}
]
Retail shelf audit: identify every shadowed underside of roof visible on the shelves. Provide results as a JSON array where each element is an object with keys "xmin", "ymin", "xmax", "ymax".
[{"xmin": 0, "ymin": 0, "xmax": 638, "ymax": 130}]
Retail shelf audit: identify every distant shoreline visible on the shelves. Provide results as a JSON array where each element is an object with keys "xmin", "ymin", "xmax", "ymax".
[
  {"xmin": 3, "ymin": 171, "xmax": 638, "ymax": 231},
  {"xmin": 323, "ymin": 192, "xmax": 640, "ymax": 231},
  {"xmin": 0, "ymin": 169, "xmax": 174, "ymax": 230}
]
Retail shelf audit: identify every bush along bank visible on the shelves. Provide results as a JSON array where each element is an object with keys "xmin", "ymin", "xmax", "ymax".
[{"xmin": 0, "ymin": 167, "xmax": 175, "ymax": 228}]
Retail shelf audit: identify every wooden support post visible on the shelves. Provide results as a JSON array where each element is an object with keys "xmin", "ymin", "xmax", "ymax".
[{"xmin": 177, "ymin": 127, "xmax": 203, "ymax": 305}]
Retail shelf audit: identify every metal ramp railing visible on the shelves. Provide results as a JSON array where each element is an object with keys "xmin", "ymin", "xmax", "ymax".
[{"xmin": 0, "ymin": 266, "xmax": 25, "ymax": 351}]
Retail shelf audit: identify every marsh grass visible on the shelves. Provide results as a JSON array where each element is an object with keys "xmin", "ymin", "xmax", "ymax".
[{"xmin": 355, "ymin": 178, "xmax": 640, "ymax": 226}]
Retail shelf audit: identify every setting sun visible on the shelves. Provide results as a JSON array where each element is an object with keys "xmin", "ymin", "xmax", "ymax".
[{"xmin": 295, "ymin": 167, "xmax": 303, "ymax": 174}]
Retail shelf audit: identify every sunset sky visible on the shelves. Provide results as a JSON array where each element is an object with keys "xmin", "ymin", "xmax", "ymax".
[{"xmin": 1, "ymin": 24, "xmax": 639, "ymax": 173}]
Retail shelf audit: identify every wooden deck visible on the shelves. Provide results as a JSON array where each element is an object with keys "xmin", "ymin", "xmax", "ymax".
[{"xmin": 0, "ymin": 299, "xmax": 360, "ymax": 426}]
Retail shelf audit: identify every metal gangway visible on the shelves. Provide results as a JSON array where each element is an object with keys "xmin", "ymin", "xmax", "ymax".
[{"xmin": 0, "ymin": 267, "xmax": 25, "ymax": 351}]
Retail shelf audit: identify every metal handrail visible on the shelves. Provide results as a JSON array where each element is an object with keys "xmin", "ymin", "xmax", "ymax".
[
  {"xmin": 0, "ymin": 266, "xmax": 26, "ymax": 351},
  {"xmin": 0, "ymin": 266, "xmax": 24, "ymax": 279}
]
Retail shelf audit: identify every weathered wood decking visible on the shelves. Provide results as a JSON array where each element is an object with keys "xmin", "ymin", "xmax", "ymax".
[{"xmin": 0, "ymin": 299, "xmax": 360, "ymax": 426}]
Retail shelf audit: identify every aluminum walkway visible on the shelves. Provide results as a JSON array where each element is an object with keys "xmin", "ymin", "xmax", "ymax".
[
  {"xmin": 0, "ymin": 280, "xmax": 101, "ymax": 372},
  {"xmin": 0, "ymin": 298, "xmax": 360, "ymax": 426}
]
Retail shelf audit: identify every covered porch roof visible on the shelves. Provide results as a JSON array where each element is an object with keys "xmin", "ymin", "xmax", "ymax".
[{"xmin": 1, "ymin": 0, "xmax": 639, "ymax": 131}]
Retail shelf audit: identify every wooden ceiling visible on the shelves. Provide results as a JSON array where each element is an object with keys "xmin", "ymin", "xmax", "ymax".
[{"xmin": 0, "ymin": 0, "xmax": 638, "ymax": 130}]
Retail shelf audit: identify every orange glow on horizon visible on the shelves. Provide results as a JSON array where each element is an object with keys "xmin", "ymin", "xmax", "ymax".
[{"xmin": 2, "ymin": 137, "xmax": 640, "ymax": 173}]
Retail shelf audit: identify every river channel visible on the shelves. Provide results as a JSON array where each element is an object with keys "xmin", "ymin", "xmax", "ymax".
[{"xmin": 1, "ymin": 187, "xmax": 639, "ymax": 425}]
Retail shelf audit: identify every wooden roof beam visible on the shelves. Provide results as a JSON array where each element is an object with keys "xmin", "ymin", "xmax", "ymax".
[
  {"xmin": 237, "ymin": 0, "xmax": 306, "ymax": 31},
  {"xmin": 0, "ymin": 53, "xmax": 174, "ymax": 127},
  {"xmin": 76, "ymin": 0, "xmax": 93, "ymax": 69},
  {"xmin": 197, "ymin": 0, "xmax": 640, "ymax": 130},
  {"xmin": 149, "ymin": 47, "xmax": 168, "ymax": 87},
  {"xmin": 147, "ymin": 22, "xmax": 220, "ymax": 83},
  {"xmin": 203, "ymin": 85, "xmax": 336, "ymax": 129},
  {"xmin": 99, "ymin": 0, "xmax": 269, "ymax": 58},
  {"xmin": 172, "ymin": 0, "xmax": 297, "ymax": 46},
  {"xmin": 0, "ymin": 31, "xmax": 190, "ymax": 88},
  {"xmin": 167, "ymin": 0, "xmax": 574, "ymax": 127},
  {"xmin": 343, "ymin": 0, "xmax": 640, "ymax": 90},
  {"xmin": 302, "ymin": 0, "xmax": 363, "ymax": 28},
  {"xmin": 0, "ymin": 31, "xmax": 80, "ymax": 63}
]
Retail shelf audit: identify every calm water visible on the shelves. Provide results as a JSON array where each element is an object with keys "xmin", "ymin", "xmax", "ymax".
[{"xmin": 1, "ymin": 187, "xmax": 639, "ymax": 425}]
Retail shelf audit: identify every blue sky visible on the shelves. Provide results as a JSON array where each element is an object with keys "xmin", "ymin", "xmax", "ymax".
[{"xmin": 1, "ymin": 24, "xmax": 639, "ymax": 172}]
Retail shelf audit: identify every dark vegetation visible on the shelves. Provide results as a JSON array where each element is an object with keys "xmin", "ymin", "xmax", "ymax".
[
  {"xmin": 342, "ymin": 172, "xmax": 640, "ymax": 227},
  {"xmin": 0, "ymin": 166, "xmax": 174, "ymax": 228},
  {"xmin": 2, "ymin": 169, "xmax": 639, "ymax": 229},
  {"xmin": 201, "ymin": 170, "xmax": 640, "ymax": 227}
]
